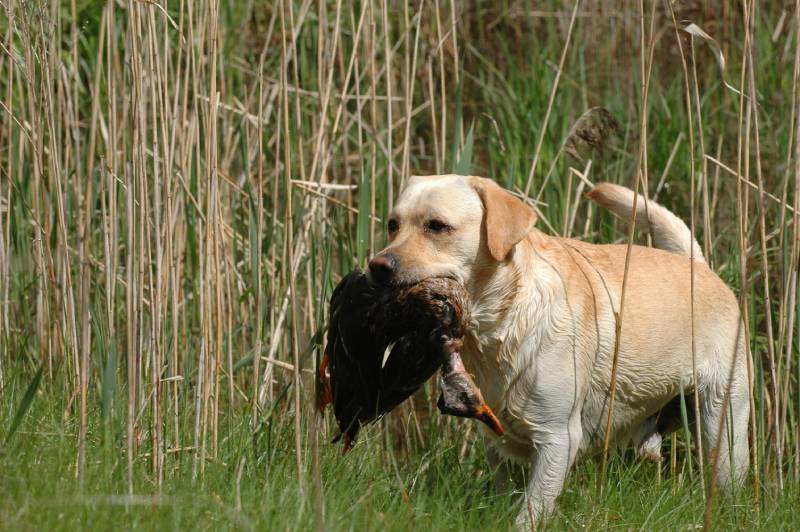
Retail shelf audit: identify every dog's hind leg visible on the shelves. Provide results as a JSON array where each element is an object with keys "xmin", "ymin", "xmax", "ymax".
[
  {"xmin": 700, "ymin": 372, "xmax": 750, "ymax": 487},
  {"xmin": 635, "ymin": 394, "xmax": 694, "ymax": 462},
  {"xmin": 635, "ymin": 417, "xmax": 663, "ymax": 463}
]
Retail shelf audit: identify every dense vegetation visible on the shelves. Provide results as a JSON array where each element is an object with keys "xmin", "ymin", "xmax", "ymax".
[{"xmin": 0, "ymin": 1, "xmax": 798, "ymax": 529}]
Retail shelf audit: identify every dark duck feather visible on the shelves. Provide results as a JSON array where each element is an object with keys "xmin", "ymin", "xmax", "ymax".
[{"xmin": 318, "ymin": 269, "xmax": 503, "ymax": 450}]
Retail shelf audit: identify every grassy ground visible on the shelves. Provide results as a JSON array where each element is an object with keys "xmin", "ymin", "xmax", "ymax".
[
  {"xmin": 3, "ymin": 391, "xmax": 798, "ymax": 531},
  {"xmin": 1, "ymin": 0, "xmax": 799, "ymax": 530}
]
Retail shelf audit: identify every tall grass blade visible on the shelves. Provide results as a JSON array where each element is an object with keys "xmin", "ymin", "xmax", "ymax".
[
  {"xmin": 357, "ymin": 173, "xmax": 371, "ymax": 264},
  {"xmin": 454, "ymin": 122, "xmax": 475, "ymax": 176},
  {"xmin": 5, "ymin": 366, "xmax": 43, "ymax": 445}
]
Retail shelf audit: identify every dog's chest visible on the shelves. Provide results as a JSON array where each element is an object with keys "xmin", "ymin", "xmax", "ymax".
[
  {"xmin": 460, "ymin": 334, "xmax": 540, "ymax": 461},
  {"xmin": 460, "ymin": 331, "xmax": 507, "ymax": 407}
]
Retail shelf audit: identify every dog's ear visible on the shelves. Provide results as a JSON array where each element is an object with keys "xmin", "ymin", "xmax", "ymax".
[{"xmin": 471, "ymin": 177, "xmax": 537, "ymax": 261}]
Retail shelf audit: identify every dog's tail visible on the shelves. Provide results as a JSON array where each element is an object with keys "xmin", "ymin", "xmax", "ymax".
[{"xmin": 586, "ymin": 182, "xmax": 705, "ymax": 263}]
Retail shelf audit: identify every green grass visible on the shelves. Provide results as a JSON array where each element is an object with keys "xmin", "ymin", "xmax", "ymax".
[{"xmin": 2, "ymin": 390, "xmax": 796, "ymax": 531}]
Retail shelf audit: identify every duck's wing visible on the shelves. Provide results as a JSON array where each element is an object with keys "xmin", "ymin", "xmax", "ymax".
[{"xmin": 325, "ymin": 269, "xmax": 389, "ymax": 446}]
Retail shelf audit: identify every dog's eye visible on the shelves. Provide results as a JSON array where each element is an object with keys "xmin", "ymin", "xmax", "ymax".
[
  {"xmin": 425, "ymin": 219, "xmax": 451, "ymax": 233},
  {"xmin": 387, "ymin": 218, "xmax": 399, "ymax": 234}
]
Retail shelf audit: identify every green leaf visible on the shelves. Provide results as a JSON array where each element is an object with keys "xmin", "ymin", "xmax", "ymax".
[
  {"xmin": 101, "ymin": 346, "xmax": 117, "ymax": 424},
  {"xmin": 232, "ymin": 350, "xmax": 255, "ymax": 374},
  {"xmin": 449, "ymin": 77, "xmax": 464, "ymax": 171},
  {"xmin": 5, "ymin": 366, "xmax": 43, "ymax": 445},
  {"xmin": 453, "ymin": 122, "xmax": 475, "ymax": 176},
  {"xmin": 356, "ymin": 172, "xmax": 371, "ymax": 264}
]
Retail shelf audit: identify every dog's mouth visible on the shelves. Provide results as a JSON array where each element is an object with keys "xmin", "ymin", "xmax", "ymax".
[{"xmin": 368, "ymin": 274, "xmax": 460, "ymax": 289}]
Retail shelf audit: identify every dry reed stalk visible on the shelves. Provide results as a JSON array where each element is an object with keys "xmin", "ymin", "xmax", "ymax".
[
  {"xmin": 276, "ymin": 0, "xmax": 304, "ymax": 489},
  {"xmin": 382, "ymin": 0, "xmax": 394, "ymax": 206},
  {"xmin": 101, "ymin": 1, "xmax": 119, "ymax": 448},
  {"xmin": 263, "ymin": 5, "xmax": 282, "ymax": 409},
  {"xmin": 76, "ymin": 0, "xmax": 108, "ymax": 488},
  {"xmin": 211, "ymin": 0, "xmax": 225, "ymax": 465},
  {"xmin": 308, "ymin": 271, "xmax": 324, "ymax": 532},
  {"xmin": 369, "ymin": 0, "xmax": 379, "ymax": 251},
  {"xmin": 308, "ymin": 0, "xmax": 344, "ymax": 185},
  {"xmin": 639, "ymin": 0, "xmax": 657, "ymax": 244},
  {"xmin": 349, "ymin": 2, "xmax": 364, "ymax": 195},
  {"xmin": 525, "ymin": 0, "xmax": 581, "ymax": 199},
  {"xmin": 146, "ymin": 1, "xmax": 168, "ymax": 486},
  {"xmin": 260, "ymin": 0, "xmax": 364, "ymax": 417},
  {"xmin": 167, "ymin": 0, "xmax": 187, "ymax": 459},
  {"xmin": 47, "ymin": 2, "xmax": 80, "ymax": 418},
  {"xmin": 599, "ymin": 0, "xmax": 656, "ymax": 489},
  {"xmin": 125, "ymin": 1, "xmax": 146, "ymax": 494},
  {"xmin": 782, "ymin": 0, "xmax": 800, "ymax": 482},
  {"xmin": 688, "ymin": 36, "xmax": 712, "ymax": 263},
  {"xmin": 700, "ymin": 4, "xmax": 770, "ymax": 522},
  {"xmin": 426, "ymin": 62, "xmax": 440, "ymax": 175},
  {"xmin": 729, "ymin": 0, "xmax": 760, "ymax": 500},
  {"xmin": 251, "ymin": 46, "xmax": 266, "ymax": 437},
  {"xmin": 775, "ymin": 0, "xmax": 800, "ymax": 476},
  {"xmin": 664, "ymin": 0, "xmax": 706, "ymax": 492},
  {"xmin": 22, "ymin": 1, "xmax": 50, "ymax": 377},
  {"xmin": 744, "ymin": 0, "xmax": 782, "ymax": 490},
  {"xmin": 434, "ymin": 0, "xmax": 446, "ymax": 171},
  {"xmin": 401, "ymin": 0, "xmax": 411, "ymax": 186},
  {"xmin": 703, "ymin": 156, "xmax": 797, "ymax": 214},
  {"xmin": 188, "ymin": 0, "xmax": 204, "ymax": 483},
  {"xmin": 0, "ymin": 0, "xmax": 15, "ymax": 393},
  {"xmin": 400, "ymin": 0, "xmax": 425, "ymax": 187},
  {"xmin": 449, "ymin": 0, "xmax": 461, "ymax": 147}
]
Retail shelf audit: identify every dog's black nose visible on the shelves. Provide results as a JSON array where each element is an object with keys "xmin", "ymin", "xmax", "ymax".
[{"xmin": 368, "ymin": 253, "xmax": 397, "ymax": 285}]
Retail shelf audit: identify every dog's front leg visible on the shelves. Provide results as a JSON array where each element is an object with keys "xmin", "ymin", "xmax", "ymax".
[
  {"xmin": 516, "ymin": 414, "xmax": 583, "ymax": 529},
  {"xmin": 485, "ymin": 439, "xmax": 524, "ymax": 493}
]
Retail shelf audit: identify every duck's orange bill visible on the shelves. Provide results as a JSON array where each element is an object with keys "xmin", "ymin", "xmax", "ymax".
[
  {"xmin": 474, "ymin": 403, "xmax": 504, "ymax": 437},
  {"xmin": 317, "ymin": 351, "xmax": 332, "ymax": 414}
]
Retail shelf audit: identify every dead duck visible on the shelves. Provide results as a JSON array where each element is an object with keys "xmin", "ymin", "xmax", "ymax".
[
  {"xmin": 318, "ymin": 269, "xmax": 503, "ymax": 450},
  {"xmin": 437, "ymin": 351, "xmax": 503, "ymax": 435}
]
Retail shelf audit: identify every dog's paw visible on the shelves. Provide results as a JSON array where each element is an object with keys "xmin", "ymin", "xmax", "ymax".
[
  {"xmin": 515, "ymin": 500, "xmax": 547, "ymax": 531},
  {"xmin": 636, "ymin": 431, "xmax": 663, "ymax": 463}
]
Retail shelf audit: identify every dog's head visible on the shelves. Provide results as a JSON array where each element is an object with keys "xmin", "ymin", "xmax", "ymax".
[{"xmin": 368, "ymin": 175, "xmax": 537, "ymax": 286}]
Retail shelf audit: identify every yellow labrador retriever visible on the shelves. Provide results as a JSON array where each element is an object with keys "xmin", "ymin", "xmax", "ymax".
[{"xmin": 368, "ymin": 175, "xmax": 749, "ymax": 525}]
